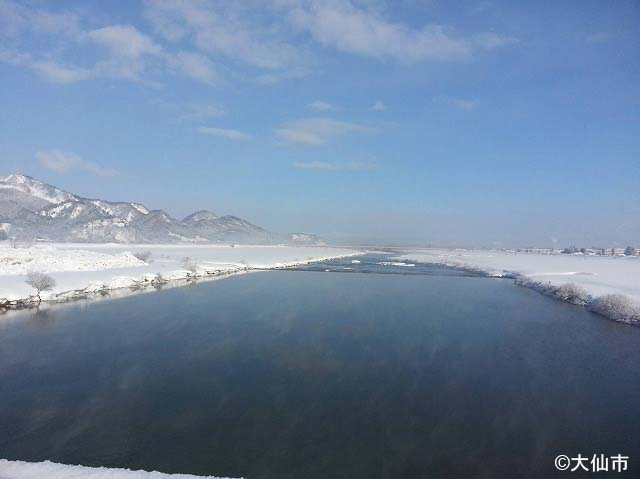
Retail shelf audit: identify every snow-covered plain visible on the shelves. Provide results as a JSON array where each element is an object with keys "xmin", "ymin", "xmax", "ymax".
[
  {"xmin": 0, "ymin": 242, "xmax": 363, "ymax": 306},
  {"xmin": 0, "ymin": 459, "xmax": 237, "ymax": 479},
  {"xmin": 394, "ymin": 249, "xmax": 640, "ymax": 322}
]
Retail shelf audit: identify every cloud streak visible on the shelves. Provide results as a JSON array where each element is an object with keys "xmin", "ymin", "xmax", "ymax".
[
  {"xmin": 36, "ymin": 150, "xmax": 119, "ymax": 177},
  {"xmin": 293, "ymin": 161, "xmax": 377, "ymax": 171},
  {"xmin": 180, "ymin": 104, "xmax": 225, "ymax": 121},
  {"xmin": 276, "ymin": 118, "xmax": 370, "ymax": 145},
  {"xmin": 197, "ymin": 126, "xmax": 252, "ymax": 140},
  {"xmin": 308, "ymin": 100, "xmax": 335, "ymax": 111}
]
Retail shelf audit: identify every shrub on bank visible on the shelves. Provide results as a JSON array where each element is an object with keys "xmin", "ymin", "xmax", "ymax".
[
  {"xmin": 587, "ymin": 294, "xmax": 640, "ymax": 325},
  {"xmin": 555, "ymin": 283, "xmax": 590, "ymax": 305},
  {"xmin": 515, "ymin": 277, "xmax": 589, "ymax": 305}
]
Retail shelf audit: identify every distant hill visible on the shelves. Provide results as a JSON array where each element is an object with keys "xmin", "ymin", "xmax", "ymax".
[{"xmin": 0, "ymin": 174, "xmax": 321, "ymax": 245}]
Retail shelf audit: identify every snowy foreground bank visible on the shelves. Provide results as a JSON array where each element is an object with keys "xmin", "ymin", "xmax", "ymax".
[
  {"xmin": 0, "ymin": 459, "xmax": 237, "ymax": 479},
  {"xmin": 395, "ymin": 249, "xmax": 640, "ymax": 324},
  {"xmin": 0, "ymin": 242, "xmax": 362, "ymax": 308}
]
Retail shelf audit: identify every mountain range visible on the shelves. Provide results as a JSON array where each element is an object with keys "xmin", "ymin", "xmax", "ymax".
[{"xmin": 0, "ymin": 174, "xmax": 319, "ymax": 244}]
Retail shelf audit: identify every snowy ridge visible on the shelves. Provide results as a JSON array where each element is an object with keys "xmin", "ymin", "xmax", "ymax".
[
  {"xmin": 0, "ymin": 174, "xmax": 77, "ymax": 204},
  {"xmin": 0, "ymin": 174, "xmax": 318, "ymax": 244},
  {"xmin": 0, "ymin": 459, "xmax": 238, "ymax": 479}
]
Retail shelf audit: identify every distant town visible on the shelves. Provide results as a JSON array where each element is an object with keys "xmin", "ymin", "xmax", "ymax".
[{"xmin": 504, "ymin": 246, "xmax": 639, "ymax": 256}]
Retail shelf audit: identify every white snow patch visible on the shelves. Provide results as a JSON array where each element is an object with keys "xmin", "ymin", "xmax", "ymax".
[
  {"xmin": 42, "ymin": 202, "xmax": 74, "ymax": 218},
  {"xmin": 132, "ymin": 203, "xmax": 150, "ymax": 215},
  {"xmin": 0, "ymin": 459, "xmax": 238, "ymax": 479},
  {"xmin": 0, "ymin": 245, "xmax": 144, "ymax": 278},
  {"xmin": 0, "ymin": 242, "xmax": 363, "ymax": 305},
  {"xmin": 377, "ymin": 261, "xmax": 415, "ymax": 267},
  {"xmin": 167, "ymin": 232, "xmax": 202, "ymax": 242},
  {"xmin": 394, "ymin": 248, "xmax": 640, "ymax": 305}
]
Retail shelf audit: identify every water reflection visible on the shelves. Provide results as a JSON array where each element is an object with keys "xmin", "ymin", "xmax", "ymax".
[{"xmin": 0, "ymin": 270, "xmax": 639, "ymax": 478}]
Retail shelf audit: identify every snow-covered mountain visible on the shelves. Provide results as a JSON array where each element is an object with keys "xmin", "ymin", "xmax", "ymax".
[{"xmin": 0, "ymin": 174, "xmax": 317, "ymax": 244}]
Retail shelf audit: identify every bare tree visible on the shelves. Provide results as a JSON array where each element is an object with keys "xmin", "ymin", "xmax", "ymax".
[
  {"xmin": 151, "ymin": 273, "xmax": 167, "ymax": 287},
  {"xmin": 10, "ymin": 237, "xmax": 34, "ymax": 249},
  {"xmin": 181, "ymin": 256, "xmax": 198, "ymax": 275},
  {"xmin": 25, "ymin": 272, "xmax": 56, "ymax": 303}
]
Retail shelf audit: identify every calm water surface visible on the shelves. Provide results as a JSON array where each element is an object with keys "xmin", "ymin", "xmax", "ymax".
[{"xmin": 1, "ymin": 258, "xmax": 639, "ymax": 478}]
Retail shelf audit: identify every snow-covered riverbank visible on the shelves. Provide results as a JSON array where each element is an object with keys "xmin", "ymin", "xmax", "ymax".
[
  {"xmin": 0, "ymin": 242, "xmax": 363, "ymax": 308},
  {"xmin": 0, "ymin": 459, "xmax": 235, "ymax": 479},
  {"xmin": 394, "ymin": 249, "xmax": 640, "ymax": 324}
]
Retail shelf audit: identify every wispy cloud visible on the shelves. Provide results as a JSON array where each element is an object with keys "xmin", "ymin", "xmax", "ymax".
[
  {"xmin": 473, "ymin": 32, "xmax": 516, "ymax": 50},
  {"xmin": 144, "ymin": 0, "xmax": 305, "ymax": 71},
  {"xmin": 31, "ymin": 60, "xmax": 92, "ymax": 84},
  {"xmin": 87, "ymin": 24, "xmax": 162, "ymax": 58},
  {"xmin": 293, "ymin": 161, "xmax": 377, "ymax": 171},
  {"xmin": 84, "ymin": 24, "xmax": 162, "ymax": 84},
  {"xmin": 0, "ymin": 2, "xmax": 219, "ymax": 87},
  {"xmin": 451, "ymin": 98, "xmax": 477, "ymax": 111},
  {"xmin": 197, "ymin": 126, "xmax": 252, "ymax": 140},
  {"xmin": 469, "ymin": 1, "xmax": 495, "ymax": 15},
  {"xmin": 0, "ymin": 0, "xmax": 81, "ymax": 38},
  {"xmin": 86, "ymin": 24, "xmax": 218, "ymax": 85},
  {"xmin": 276, "ymin": 118, "xmax": 370, "ymax": 145},
  {"xmin": 164, "ymin": 50, "xmax": 218, "ymax": 85},
  {"xmin": 36, "ymin": 150, "xmax": 119, "ymax": 177},
  {"xmin": 286, "ymin": 1, "xmax": 515, "ymax": 62},
  {"xmin": 308, "ymin": 100, "xmax": 335, "ymax": 111},
  {"xmin": 435, "ymin": 97, "xmax": 478, "ymax": 111},
  {"xmin": 371, "ymin": 100, "xmax": 387, "ymax": 111},
  {"xmin": 1, "ymin": 0, "xmax": 514, "ymax": 88},
  {"xmin": 0, "ymin": 49, "xmax": 92, "ymax": 84},
  {"xmin": 255, "ymin": 66, "xmax": 310, "ymax": 85},
  {"xmin": 180, "ymin": 104, "xmax": 225, "ymax": 121},
  {"xmin": 583, "ymin": 32, "xmax": 610, "ymax": 44}
]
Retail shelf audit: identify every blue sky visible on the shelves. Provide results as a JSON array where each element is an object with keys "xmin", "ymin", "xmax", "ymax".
[{"xmin": 1, "ymin": 0, "xmax": 638, "ymax": 246}]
